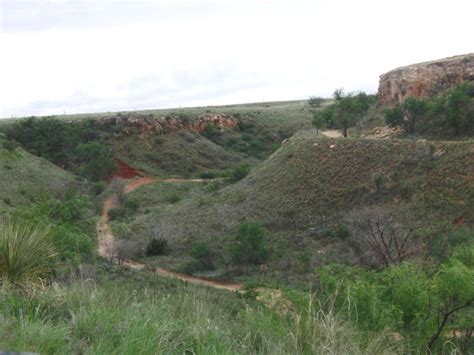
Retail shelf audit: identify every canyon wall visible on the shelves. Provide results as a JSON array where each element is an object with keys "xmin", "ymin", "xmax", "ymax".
[
  {"xmin": 107, "ymin": 112, "xmax": 238, "ymax": 136},
  {"xmin": 378, "ymin": 53, "xmax": 474, "ymax": 106}
]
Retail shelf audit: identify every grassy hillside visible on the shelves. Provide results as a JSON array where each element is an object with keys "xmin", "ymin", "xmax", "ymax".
[
  {"xmin": 121, "ymin": 131, "xmax": 474, "ymax": 274},
  {"xmin": 0, "ymin": 134, "xmax": 80, "ymax": 209},
  {"xmin": 114, "ymin": 131, "xmax": 244, "ymax": 177},
  {"xmin": 1, "ymin": 100, "xmax": 316, "ymax": 180}
]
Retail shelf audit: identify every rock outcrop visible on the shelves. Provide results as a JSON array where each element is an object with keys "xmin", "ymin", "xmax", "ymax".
[
  {"xmin": 378, "ymin": 54, "xmax": 474, "ymax": 106},
  {"xmin": 106, "ymin": 112, "xmax": 238, "ymax": 136}
]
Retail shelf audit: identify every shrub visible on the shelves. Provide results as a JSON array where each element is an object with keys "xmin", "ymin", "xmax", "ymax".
[
  {"xmin": 146, "ymin": 238, "xmax": 169, "ymax": 256},
  {"xmin": 373, "ymin": 173, "xmax": 385, "ymax": 192},
  {"xmin": 108, "ymin": 207, "xmax": 127, "ymax": 221},
  {"xmin": 124, "ymin": 198, "xmax": 139, "ymax": 211},
  {"xmin": 164, "ymin": 192, "xmax": 181, "ymax": 204},
  {"xmin": 0, "ymin": 216, "xmax": 56, "ymax": 284},
  {"xmin": 308, "ymin": 96, "xmax": 324, "ymax": 108},
  {"xmin": 190, "ymin": 242, "xmax": 214, "ymax": 270},
  {"xmin": 2, "ymin": 139, "xmax": 18, "ymax": 151},
  {"xmin": 205, "ymin": 180, "xmax": 223, "ymax": 193},
  {"xmin": 227, "ymin": 163, "xmax": 250, "ymax": 183},
  {"xmin": 231, "ymin": 222, "xmax": 269, "ymax": 269},
  {"xmin": 199, "ymin": 171, "xmax": 217, "ymax": 179}
]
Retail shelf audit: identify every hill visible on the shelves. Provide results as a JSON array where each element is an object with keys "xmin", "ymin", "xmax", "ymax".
[
  {"xmin": 0, "ymin": 134, "xmax": 80, "ymax": 210},
  {"xmin": 120, "ymin": 131, "xmax": 474, "ymax": 275}
]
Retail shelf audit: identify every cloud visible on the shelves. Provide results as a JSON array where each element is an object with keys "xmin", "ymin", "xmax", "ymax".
[{"xmin": 1, "ymin": 0, "xmax": 474, "ymax": 117}]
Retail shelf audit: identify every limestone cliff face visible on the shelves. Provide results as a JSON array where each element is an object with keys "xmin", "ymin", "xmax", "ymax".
[
  {"xmin": 107, "ymin": 112, "xmax": 238, "ymax": 136},
  {"xmin": 378, "ymin": 54, "xmax": 474, "ymax": 106}
]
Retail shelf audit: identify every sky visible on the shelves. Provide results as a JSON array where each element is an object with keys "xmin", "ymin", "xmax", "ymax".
[{"xmin": 0, "ymin": 0, "xmax": 473, "ymax": 117}]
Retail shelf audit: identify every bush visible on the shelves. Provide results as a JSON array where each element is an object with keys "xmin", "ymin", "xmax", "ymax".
[
  {"xmin": 2, "ymin": 139, "xmax": 18, "ymax": 151},
  {"xmin": 164, "ymin": 192, "xmax": 181, "ymax": 204},
  {"xmin": 146, "ymin": 238, "xmax": 169, "ymax": 256},
  {"xmin": 0, "ymin": 216, "xmax": 56, "ymax": 285},
  {"xmin": 308, "ymin": 96, "xmax": 324, "ymax": 108},
  {"xmin": 227, "ymin": 164, "xmax": 250, "ymax": 183},
  {"xmin": 108, "ymin": 207, "xmax": 127, "ymax": 221},
  {"xmin": 231, "ymin": 222, "xmax": 269, "ymax": 269},
  {"xmin": 190, "ymin": 242, "xmax": 214, "ymax": 270}
]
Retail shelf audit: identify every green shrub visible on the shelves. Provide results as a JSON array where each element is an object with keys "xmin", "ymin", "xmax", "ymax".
[
  {"xmin": 0, "ymin": 216, "xmax": 56, "ymax": 284},
  {"xmin": 199, "ymin": 171, "xmax": 217, "ymax": 179},
  {"xmin": 190, "ymin": 242, "xmax": 214, "ymax": 270},
  {"xmin": 227, "ymin": 163, "xmax": 250, "ymax": 183},
  {"xmin": 205, "ymin": 180, "xmax": 223, "ymax": 193},
  {"xmin": 231, "ymin": 222, "xmax": 269, "ymax": 269},
  {"xmin": 108, "ymin": 207, "xmax": 127, "ymax": 221},
  {"xmin": 164, "ymin": 192, "xmax": 181, "ymax": 204},
  {"xmin": 322, "ymin": 224, "xmax": 350, "ymax": 241},
  {"xmin": 124, "ymin": 198, "xmax": 139, "ymax": 211},
  {"xmin": 373, "ymin": 174, "xmax": 385, "ymax": 192},
  {"xmin": 2, "ymin": 140, "xmax": 18, "ymax": 151},
  {"xmin": 308, "ymin": 96, "xmax": 324, "ymax": 108},
  {"xmin": 146, "ymin": 238, "xmax": 169, "ymax": 256}
]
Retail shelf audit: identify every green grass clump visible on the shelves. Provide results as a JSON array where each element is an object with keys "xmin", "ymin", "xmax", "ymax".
[{"xmin": 0, "ymin": 216, "xmax": 56, "ymax": 285}]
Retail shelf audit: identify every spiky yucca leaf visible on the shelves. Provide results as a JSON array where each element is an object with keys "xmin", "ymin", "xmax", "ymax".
[{"xmin": 0, "ymin": 216, "xmax": 56, "ymax": 284}]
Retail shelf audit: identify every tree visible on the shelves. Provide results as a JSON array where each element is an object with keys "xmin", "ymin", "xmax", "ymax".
[
  {"xmin": 332, "ymin": 89, "xmax": 370, "ymax": 137},
  {"xmin": 428, "ymin": 260, "xmax": 474, "ymax": 351},
  {"xmin": 383, "ymin": 106, "xmax": 404, "ymax": 128},
  {"xmin": 346, "ymin": 207, "xmax": 422, "ymax": 268},
  {"xmin": 444, "ymin": 84, "xmax": 471, "ymax": 135},
  {"xmin": 308, "ymin": 96, "xmax": 324, "ymax": 108},
  {"xmin": 74, "ymin": 141, "xmax": 116, "ymax": 181},
  {"xmin": 231, "ymin": 221, "xmax": 269, "ymax": 270},
  {"xmin": 190, "ymin": 242, "xmax": 215, "ymax": 270},
  {"xmin": 403, "ymin": 97, "xmax": 427, "ymax": 134},
  {"xmin": 312, "ymin": 111, "xmax": 325, "ymax": 134}
]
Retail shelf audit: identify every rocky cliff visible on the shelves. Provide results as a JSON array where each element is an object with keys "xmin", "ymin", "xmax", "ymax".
[
  {"xmin": 378, "ymin": 53, "xmax": 474, "ymax": 105},
  {"xmin": 106, "ymin": 112, "xmax": 238, "ymax": 136}
]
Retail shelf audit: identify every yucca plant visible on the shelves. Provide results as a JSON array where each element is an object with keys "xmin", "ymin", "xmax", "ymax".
[{"xmin": 0, "ymin": 215, "xmax": 56, "ymax": 285}]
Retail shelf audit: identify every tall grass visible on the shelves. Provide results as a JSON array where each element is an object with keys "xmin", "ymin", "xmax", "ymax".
[
  {"xmin": 0, "ymin": 268, "xmax": 400, "ymax": 354},
  {"xmin": 0, "ymin": 216, "xmax": 56, "ymax": 285}
]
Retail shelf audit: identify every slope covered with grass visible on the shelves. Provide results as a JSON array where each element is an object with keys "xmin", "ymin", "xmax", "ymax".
[
  {"xmin": 123, "ymin": 131, "xmax": 474, "ymax": 271},
  {"xmin": 0, "ymin": 135, "xmax": 79, "ymax": 210}
]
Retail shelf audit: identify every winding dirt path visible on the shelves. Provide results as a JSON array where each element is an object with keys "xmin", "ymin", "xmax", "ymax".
[{"xmin": 96, "ymin": 177, "xmax": 243, "ymax": 292}]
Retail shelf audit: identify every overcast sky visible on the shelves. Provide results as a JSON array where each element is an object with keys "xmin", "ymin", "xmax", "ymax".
[{"xmin": 1, "ymin": 0, "xmax": 473, "ymax": 117}]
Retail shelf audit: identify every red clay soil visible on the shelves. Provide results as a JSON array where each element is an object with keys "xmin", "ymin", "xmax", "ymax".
[{"xmin": 114, "ymin": 159, "xmax": 145, "ymax": 179}]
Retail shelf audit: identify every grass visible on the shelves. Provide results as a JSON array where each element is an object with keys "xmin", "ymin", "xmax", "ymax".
[
  {"xmin": 0, "ymin": 263, "xmax": 400, "ymax": 354},
  {"xmin": 121, "ymin": 131, "xmax": 474, "ymax": 280},
  {"xmin": 0, "ymin": 216, "xmax": 56, "ymax": 284},
  {"xmin": 114, "ymin": 131, "xmax": 243, "ymax": 177},
  {"xmin": 1, "ymin": 100, "xmax": 315, "ymax": 179},
  {"xmin": 0, "ymin": 135, "xmax": 80, "ymax": 210}
]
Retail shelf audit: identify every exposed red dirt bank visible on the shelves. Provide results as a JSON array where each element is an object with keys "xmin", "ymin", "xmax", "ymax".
[{"xmin": 114, "ymin": 159, "xmax": 145, "ymax": 179}]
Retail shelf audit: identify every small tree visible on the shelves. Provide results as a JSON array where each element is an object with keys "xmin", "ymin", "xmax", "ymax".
[
  {"xmin": 190, "ymin": 242, "xmax": 215, "ymax": 270},
  {"xmin": 146, "ymin": 237, "xmax": 169, "ymax": 256},
  {"xmin": 331, "ymin": 89, "xmax": 370, "ymax": 137},
  {"xmin": 346, "ymin": 207, "xmax": 422, "ymax": 268},
  {"xmin": 308, "ymin": 96, "xmax": 324, "ymax": 108},
  {"xmin": 312, "ymin": 111, "xmax": 325, "ymax": 134},
  {"xmin": 231, "ymin": 222, "xmax": 269, "ymax": 271},
  {"xmin": 384, "ymin": 106, "xmax": 404, "ymax": 128},
  {"xmin": 428, "ymin": 260, "xmax": 474, "ymax": 351},
  {"xmin": 403, "ymin": 97, "xmax": 427, "ymax": 134}
]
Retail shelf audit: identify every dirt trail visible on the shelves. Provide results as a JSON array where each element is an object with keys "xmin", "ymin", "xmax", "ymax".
[
  {"xmin": 96, "ymin": 176, "xmax": 243, "ymax": 292},
  {"xmin": 321, "ymin": 130, "xmax": 343, "ymax": 138}
]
